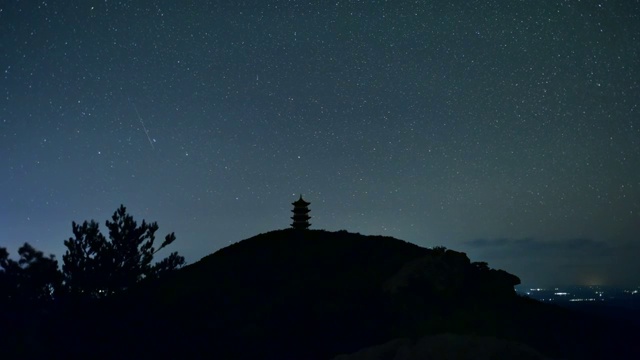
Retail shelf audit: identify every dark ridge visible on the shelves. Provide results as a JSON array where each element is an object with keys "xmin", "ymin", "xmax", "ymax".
[{"xmin": 3, "ymin": 229, "xmax": 638, "ymax": 359}]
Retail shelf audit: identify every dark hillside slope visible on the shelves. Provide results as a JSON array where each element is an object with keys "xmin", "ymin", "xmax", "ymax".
[
  {"xmin": 62, "ymin": 229, "xmax": 638, "ymax": 359},
  {"xmin": 143, "ymin": 229, "xmax": 438, "ymax": 358},
  {"xmin": 118, "ymin": 229, "xmax": 527, "ymax": 358}
]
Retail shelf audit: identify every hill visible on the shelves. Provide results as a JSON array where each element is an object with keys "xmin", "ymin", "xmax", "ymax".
[
  {"xmin": 5, "ymin": 229, "xmax": 639, "ymax": 359},
  {"xmin": 130, "ymin": 229, "xmax": 524, "ymax": 358}
]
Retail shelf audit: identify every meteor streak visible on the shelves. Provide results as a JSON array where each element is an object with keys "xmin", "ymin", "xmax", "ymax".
[{"xmin": 130, "ymin": 101, "xmax": 155, "ymax": 150}]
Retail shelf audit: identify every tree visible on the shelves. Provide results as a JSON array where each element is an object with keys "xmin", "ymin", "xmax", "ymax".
[
  {"xmin": 0, "ymin": 243, "xmax": 62, "ymax": 304},
  {"xmin": 431, "ymin": 246, "xmax": 448, "ymax": 255},
  {"xmin": 472, "ymin": 261, "xmax": 489, "ymax": 271},
  {"xmin": 62, "ymin": 205, "xmax": 185, "ymax": 298}
]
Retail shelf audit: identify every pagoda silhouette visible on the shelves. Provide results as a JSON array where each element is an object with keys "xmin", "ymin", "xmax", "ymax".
[{"xmin": 291, "ymin": 195, "xmax": 311, "ymax": 230}]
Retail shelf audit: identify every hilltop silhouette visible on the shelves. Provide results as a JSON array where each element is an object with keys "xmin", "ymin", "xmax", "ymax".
[{"xmin": 2, "ymin": 229, "xmax": 639, "ymax": 359}]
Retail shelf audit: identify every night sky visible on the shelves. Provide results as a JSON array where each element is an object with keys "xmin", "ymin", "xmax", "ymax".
[{"xmin": 1, "ymin": 1, "xmax": 639, "ymax": 287}]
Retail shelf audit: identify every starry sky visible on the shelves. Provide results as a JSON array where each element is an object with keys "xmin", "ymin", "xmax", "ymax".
[{"xmin": 1, "ymin": 0, "xmax": 639, "ymax": 287}]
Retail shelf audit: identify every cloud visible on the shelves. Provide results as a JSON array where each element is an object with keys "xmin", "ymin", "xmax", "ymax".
[
  {"xmin": 465, "ymin": 238, "xmax": 615, "ymax": 257},
  {"xmin": 461, "ymin": 237, "xmax": 640, "ymax": 287}
]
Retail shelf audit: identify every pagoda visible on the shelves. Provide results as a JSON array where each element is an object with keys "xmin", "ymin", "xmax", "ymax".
[{"xmin": 291, "ymin": 195, "xmax": 311, "ymax": 230}]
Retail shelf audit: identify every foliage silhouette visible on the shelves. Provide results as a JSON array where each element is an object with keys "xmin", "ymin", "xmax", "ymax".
[
  {"xmin": 62, "ymin": 204, "xmax": 185, "ymax": 298},
  {"xmin": 0, "ymin": 243, "xmax": 62, "ymax": 304}
]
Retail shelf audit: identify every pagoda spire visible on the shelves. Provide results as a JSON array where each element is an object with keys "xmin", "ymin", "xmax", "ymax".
[{"xmin": 291, "ymin": 195, "xmax": 311, "ymax": 230}]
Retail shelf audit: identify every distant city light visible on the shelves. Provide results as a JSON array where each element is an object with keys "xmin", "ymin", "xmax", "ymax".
[{"xmin": 520, "ymin": 285, "xmax": 639, "ymax": 305}]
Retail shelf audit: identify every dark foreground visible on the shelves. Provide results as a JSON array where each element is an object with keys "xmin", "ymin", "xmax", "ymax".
[{"xmin": 2, "ymin": 230, "xmax": 639, "ymax": 359}]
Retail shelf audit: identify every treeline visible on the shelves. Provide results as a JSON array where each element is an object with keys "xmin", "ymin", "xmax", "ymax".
[{"xmin": 0, "ymin": 204, "xmax": 185, "ymax": 306}]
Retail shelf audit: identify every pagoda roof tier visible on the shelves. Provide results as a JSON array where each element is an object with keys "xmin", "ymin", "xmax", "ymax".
[
  {"xmin": 291, "ymin": 215, "xmax": 311, "ymax": 220},
  {"xmin": 292, "ymin": 195, "xmax": 310, "ymax": 206}
]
